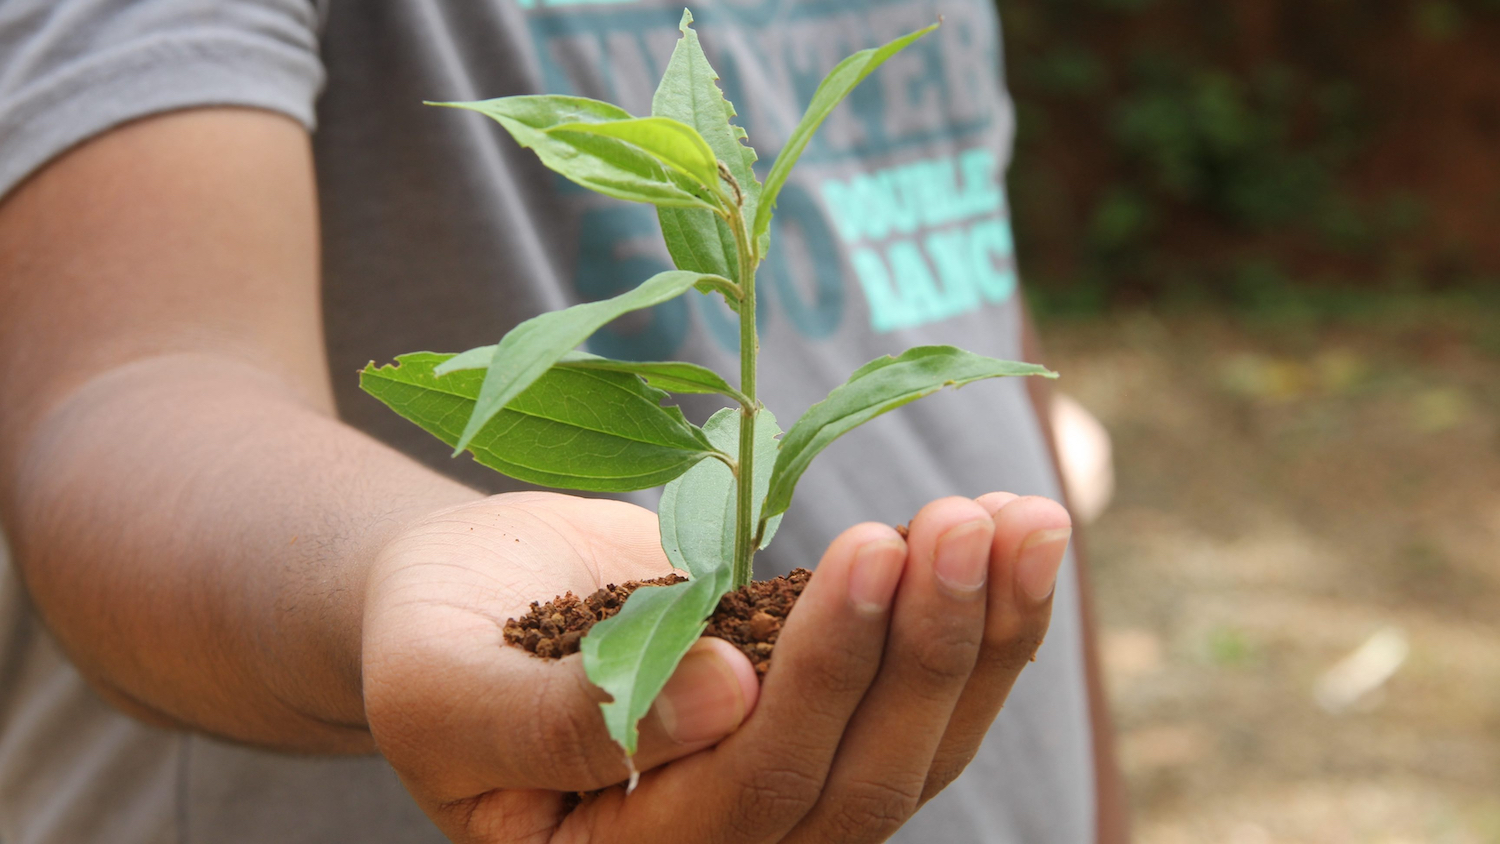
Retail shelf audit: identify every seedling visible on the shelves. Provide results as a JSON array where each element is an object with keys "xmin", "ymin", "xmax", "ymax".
[{"xmin": 360, "ymin": 11, "xmax": 1055, "ymax": 759}]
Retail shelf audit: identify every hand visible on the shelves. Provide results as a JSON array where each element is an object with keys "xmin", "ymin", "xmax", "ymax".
[{"xmin": 362, "ymin": 490, "xmax": 1072, "ymax": 843}]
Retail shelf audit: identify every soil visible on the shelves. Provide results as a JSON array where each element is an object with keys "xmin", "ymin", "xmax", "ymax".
[{"xmin": 503, "ymin": 568, "xmax": 812, "ymax": 675}]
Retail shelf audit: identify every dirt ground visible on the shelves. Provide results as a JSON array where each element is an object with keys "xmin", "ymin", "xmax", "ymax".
[{"xmin": 1044, "ymin": 299, "xmax": 1500, "ymax": 843}]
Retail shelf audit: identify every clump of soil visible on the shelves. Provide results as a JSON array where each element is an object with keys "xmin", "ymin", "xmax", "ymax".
[
  {"xmin": 502, "ymin": 574, "xmax": 686, "ymax": 658},
  {"xmin": 503, "ymin": 569, "xmax": 812, "ymax": 675},
  {"xmin": 703, "ymin": 568, "xmax": 809, "ymax": 677}
]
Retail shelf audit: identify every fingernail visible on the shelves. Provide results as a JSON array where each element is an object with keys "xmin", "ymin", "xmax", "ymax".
[
  {"xmin": 933, "ymin": 519, "xmax": 993, "ymax": 595},
  {"xmin": 1018, "ymin": 527, "xmax": 1071, "ymax": 602},
  {"xmin": 847, "ymin": 539, "xmax": 906, "ymax": 614},
  {"xmin": 656, "ymin": 641, "xmax": 748, "ymax": 744}
]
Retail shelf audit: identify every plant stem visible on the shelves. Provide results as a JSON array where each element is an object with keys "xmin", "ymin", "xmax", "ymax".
[{"xmin": 730, "ymin": 207, "xmax": 758, "ymax": 589}]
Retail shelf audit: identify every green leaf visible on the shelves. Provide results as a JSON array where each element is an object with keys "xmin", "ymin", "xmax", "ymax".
[
  {"xmin": 430, "ymin": 95, "xmax": 717, "ymax": 210},
  {"xmin": 653, "ymin": 10, "xmax": 761, "ymax": 282},
  {"xmin": 360, "ymin": 353, "xmax": 720, "ymax": 492},
  {"xmin": 581, "ymin": 566, "xmax": 731, "ymax": 756},
  {"xmin": 548, "ymin": 116, "xmax": 722, "ymax": 194},
  {"xmin": 439, "ymin": 349, "xmax": 748, "ymax": 406},
  {"xmin": 762, "ymin": 346, "xmax": 1056, "ymax": 520},
  {"xmin": 659, "ymin": 408, "xmax": 783, "ymax": 580},
  {"xmin": 440, "ymin": 270, "xmax": 729, "ymax": 453},
  {"xmin": 559, "ymin": 352, "xmax": 750, "ymax": 407},
  {"xmin": 752, "ymin": 23, "xmax": 938, "ymax": 244},
  {"xmin": 658, "ymin": 208, "xmax": 743, "ymax": 291}
]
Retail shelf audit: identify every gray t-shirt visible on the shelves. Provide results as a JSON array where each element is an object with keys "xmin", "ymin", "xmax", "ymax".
[{"xmin": 0, "ymin": 1, "xmax": 1095, "ymax": 841}]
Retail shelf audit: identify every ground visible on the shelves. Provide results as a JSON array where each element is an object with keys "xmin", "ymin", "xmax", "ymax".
[{"xmin": 1045, "ymin": 298, "xmax": 1500, "ymax": 843}]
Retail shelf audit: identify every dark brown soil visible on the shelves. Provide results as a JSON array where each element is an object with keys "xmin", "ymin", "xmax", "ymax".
[{"xmin": 502, "ymin": 569, "xmax": 812, "ymax": 675}]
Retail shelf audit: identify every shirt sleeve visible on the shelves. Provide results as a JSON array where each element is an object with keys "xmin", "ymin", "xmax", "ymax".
[{"xmin": 0, "ymin": 0, "xmax": 326, "ymax": 201}]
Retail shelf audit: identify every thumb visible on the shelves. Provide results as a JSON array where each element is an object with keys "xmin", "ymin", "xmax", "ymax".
[
  {"xmin": 498, "ymin": 636, "xmax": 760, "ymax": 793},
  {"xmin": 379, "ymin": 632, "xmax": 759, "ymax": 802}
]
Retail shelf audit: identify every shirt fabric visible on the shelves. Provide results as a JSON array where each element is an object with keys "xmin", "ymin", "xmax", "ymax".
[{"xmin": 0, "ymin": 1, "xmax": 1095, "ymax": 841}]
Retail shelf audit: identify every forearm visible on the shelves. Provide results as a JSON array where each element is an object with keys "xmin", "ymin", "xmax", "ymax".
[{"xmin": 2, "ymin": 352, "xmax": 480, "ymax": 752}]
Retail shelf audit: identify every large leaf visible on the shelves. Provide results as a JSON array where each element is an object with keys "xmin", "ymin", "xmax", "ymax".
[
  {"xmin": 548, "ymin": 116, "xmax": 721, "ymax": 194},
  {"xmin": 581, "ymin": 565, "xmax": 732, "ymax": 756},
  {"xmin": 752, "ymin": 23, "xmax": 938, "ymax": 244},
  {"xmin": 762, "ymin": 346, "xmax": 1056, "ymax": 520},
  {"xmin": 431, "ymin": 95, "xmax": 717, "ymax": 210},
  {"xmin": 658, "ymin": 408, "xmax": 783, "ymax": 580},
  {"xmin": 653, "ymin": 10, "xmax": 761, "ymax": 281},
  {"xmin": 440, "ymin": 270, "xmax": 728, "ymax": 453},
  {"xmin": 361, "ymin": 353, "xmax": 720, "ymax": 492}
]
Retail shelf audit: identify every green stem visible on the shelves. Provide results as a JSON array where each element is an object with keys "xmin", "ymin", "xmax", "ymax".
[{"xmin": 730, "ymin": 207, "xmax": 758, "ymax": 589}]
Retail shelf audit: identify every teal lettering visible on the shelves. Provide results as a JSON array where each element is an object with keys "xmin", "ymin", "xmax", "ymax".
[
  {"xmin": 967, "ymin": 218, "xmax": 1017, "ymax": 304},
  {"xmin": 818, "ymin": 148, "xmax": 1002, "ymax": 247},
  {"xmin": 885, "ymin": 240, "xmax": 942, "ymax": 329},
  {"xmin": 818, "ymin": 179, "xmax": 864, "ymax": 244},
  {"xmin": 911, "ymin": 158, "xmax": 965, "ymax": 229},
  {"xmin": 850, "ymin": 247, "xmax": 905, "ymax": 333},
  {"xmin": 923, "ymin": 228, "xmax": 981, "ymax": 319},
  {"xmin": 879, "ymin": 169, "xmax": 922, "ymax": 238},
  {"xmin": 957, "ymin": 149, "xmax": 1002, "ymax": 219}
]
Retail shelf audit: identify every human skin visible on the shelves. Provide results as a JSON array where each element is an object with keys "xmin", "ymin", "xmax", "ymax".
[{"xmin": 0, "ymin": 107, "xmax": 1083, "ymax": 843}]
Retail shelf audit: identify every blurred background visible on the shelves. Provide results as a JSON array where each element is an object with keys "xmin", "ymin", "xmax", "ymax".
[{"xmin": 1000, "ymin": 0, "xmax": 1500, "ymax": 841}]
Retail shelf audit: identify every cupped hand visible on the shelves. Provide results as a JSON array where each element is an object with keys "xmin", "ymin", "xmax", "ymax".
[{"xmin": 361, "ymin": 490, "xmax": 1072, "ymax": 843}]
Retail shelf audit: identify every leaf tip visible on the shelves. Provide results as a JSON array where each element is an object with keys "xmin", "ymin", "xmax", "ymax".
[
  {"xmin": 625, "ymin": 755, "xmax": 641, "ymax": 794},
  {"xmin": 679, "ymin": 7, "xmax": 693, "ymax": 30}
]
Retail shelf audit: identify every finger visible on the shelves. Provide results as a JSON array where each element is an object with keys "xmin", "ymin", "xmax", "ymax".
[
  {"xmin": 921, "ymin": 494, "xmax": 1071, "ymax": 801},
  {"xmin": 588, "ymin": 522, "xmax": 908, "ymax": 844},
  {"xmin": 415, "ymin": 637, "xmax": 760, "ymax": 844},
  {"xmin": 976, "ymin": 490, "xmax": 1019, "ymax": 516},
  {"xmin": 781, "ymin": 497, "xmax": 994, "ymax": 843},
  {"xmin": 370, "ymin": 627, "xmax": 759, "ymax": 805}
]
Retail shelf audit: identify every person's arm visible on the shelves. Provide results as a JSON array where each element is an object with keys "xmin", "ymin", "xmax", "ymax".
[
  {"xmin": 0, "ymin": 108, "xmax": 479, "ymax": 750},
  {"xmin": 1022, "ymin": 311, "xmax": 1133, "ymax": 844},
  {"xmin": 0, "ymin": 106, "xmax": 1077, "ymax": 843}
]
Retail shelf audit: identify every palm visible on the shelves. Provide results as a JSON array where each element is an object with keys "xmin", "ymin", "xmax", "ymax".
[{"xmin": 362, "ymin": 490, "xmax": 1072, "ymax": 844}]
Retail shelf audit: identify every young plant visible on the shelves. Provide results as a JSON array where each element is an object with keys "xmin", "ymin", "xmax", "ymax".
[{"xmin": 360, "ymin": 11, "xmax": 1056, "ymax": 759}]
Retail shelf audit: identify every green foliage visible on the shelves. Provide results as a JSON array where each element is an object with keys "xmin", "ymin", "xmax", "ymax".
[
  {"xmin": 445, "ymin": 349, "xmax": 750, "ymax": 408},
  {"xmin": 751, "ymin": 23, "xmax": 938, "ymax": 247},
  {"xmin": 659, "ymin": 409, "xmax": 784, "ymax": 579},
  {"xmin": 441, "ymin": 269, "xmax": 727, "ymax": 453},
  {"xmin": 430, "ymin": 95, "xmax": 719, "ymax": 211},
  {"xmin": 582, "ymin": 567, "xmax": 732, "ymax": 756},
  {"xmin": 547, "ymin": 116, "xmax": 723, "ymax": 194},
  {"xmin": 762, "ymin": 347, "xmax": 1057, "ymax": 522},
  {"xmin": 653, "ymin": 9, "xmax": 762, "ymax": 279},
  {"xmin": 366, "ymin": 11, "xmax": 1052, "ymax": 757},
  {"xmin": 360, "ymin": 353, "xmax": 721, "ymax": 491}
]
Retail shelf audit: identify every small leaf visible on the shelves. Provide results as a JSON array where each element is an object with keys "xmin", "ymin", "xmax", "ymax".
[
  {"xmin": 361, "ymin": 353, "xmax": 720, "ymax": 492},
  {"xmin": 659, "ymin": 408, "xmax": 783, "ymax": 579},
  {"xmin": 762, "ymin": 346, "xmax": 1056, "ymax": 520},
  {"xmin": 559, "ymin": 352, "xmax": 750, "ymax": 407},
  {"xmin": 442, "ymin": 270, "xmax": 729, "ymax": 453},
  {"xmin": 441, "ymin": 348, "xmax": 749, "ymax": 407},
  {"xmin": 549, "ymin": 116, "xmax": 721, "ymax": 194},
  {"xmin": 582, "ymin": 566, "xmax": 732, "ymax": 756},
  {"xmin": 431, "ymin": 95, "xmax": 717, "ymax": 210},
  {"xmin": 752, "ymin": 23, "xmax": 938, "ymax": 244},
  {"xmin": 653, "ymin": 10, "xmax": 760, "ymax": 281}
]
